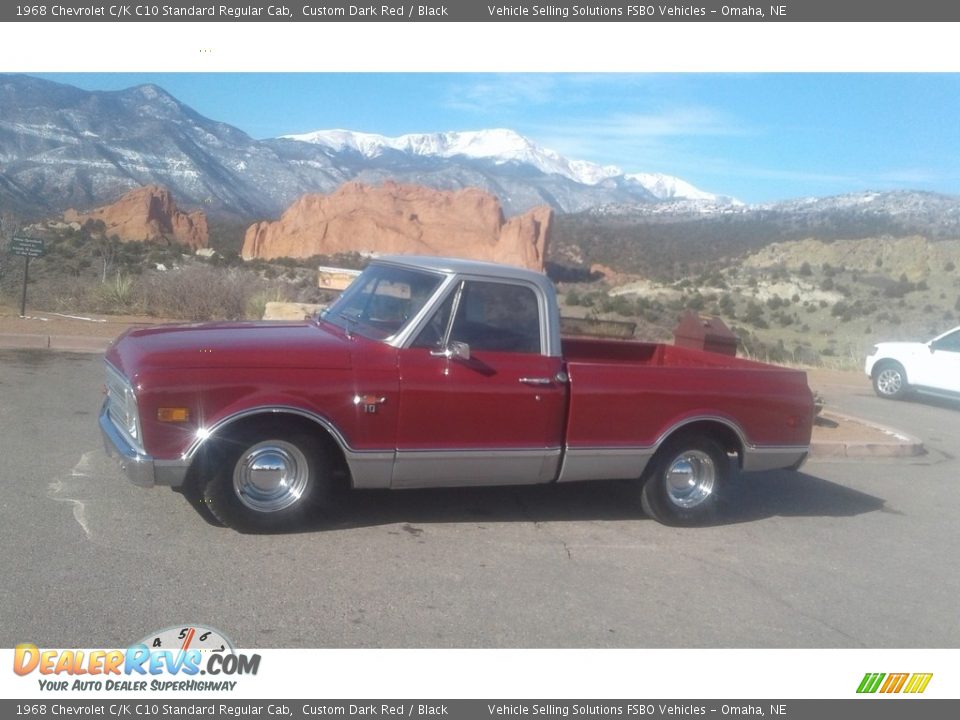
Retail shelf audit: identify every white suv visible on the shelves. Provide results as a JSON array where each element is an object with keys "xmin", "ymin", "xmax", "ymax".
[{"xmin": 865, "ymin": 326, "xmax": 960, "ymax": 400}]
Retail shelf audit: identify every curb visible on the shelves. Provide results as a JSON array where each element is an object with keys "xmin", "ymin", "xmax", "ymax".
[
  {"xmin": 0, "ymin": 333, "xmax": 111, "ymax": 354},
  {"xmin": 809, "ymin": 410, "xmax": 925, "ymax": 459}
]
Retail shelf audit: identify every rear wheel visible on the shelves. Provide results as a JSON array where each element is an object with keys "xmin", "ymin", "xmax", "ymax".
[
  {"xmin": 640, "ymin": 435, "xmax": 727, "ymax": 526},
  {"xmin": 872, "ymin": 361, "xmax": 908, "ymax": 400},
  {"xmin": 203, "ymin": 424, "xmax": 334, "ymax": 533}
]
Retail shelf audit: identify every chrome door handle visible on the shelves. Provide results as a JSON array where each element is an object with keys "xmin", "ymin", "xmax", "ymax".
[{"xmin": 519, "ymin": 377, "xmax": 553, "ymax": 386}]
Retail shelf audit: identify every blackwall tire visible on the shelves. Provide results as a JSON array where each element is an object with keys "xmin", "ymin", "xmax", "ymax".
[
  {"xmin": 203, "ymin": 426, "xmax": 332, "ymax": 533},
  {"xmin": 640, "ymin": 435, "xmax": 727, "ymax": 526}
]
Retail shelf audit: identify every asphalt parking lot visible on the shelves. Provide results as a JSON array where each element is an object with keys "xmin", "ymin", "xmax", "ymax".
[{"xmin": 1, "ymin": 349, "xmax": 958, "ymax": 649}]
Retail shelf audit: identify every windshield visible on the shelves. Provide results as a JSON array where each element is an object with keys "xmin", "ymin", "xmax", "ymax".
[{"xmin": 321, "ymin": 263, "xmax": 446, "ymax": 341}]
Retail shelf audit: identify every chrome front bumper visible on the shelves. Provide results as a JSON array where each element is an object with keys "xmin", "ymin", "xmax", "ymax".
[{"xmin": 99, "ymin": 401, "xmax": 189, "ymax": 488}]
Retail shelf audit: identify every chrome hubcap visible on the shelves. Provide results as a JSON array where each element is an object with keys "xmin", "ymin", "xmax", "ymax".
[
  {"xmin": 233, "ymin": 441, "xmax": 310, "ymax": 513},
  {"xmin": 877, "ymin": 368, "xmax": 902, "ymax": 395},
  {"xmin": 664, "ymin": 450, "xmax": 716, "ymax": 508}
]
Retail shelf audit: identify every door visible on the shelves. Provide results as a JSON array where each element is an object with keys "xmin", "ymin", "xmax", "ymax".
[
  {"xmin": 926, "ymin": 328, "xmax": 960, "ymax": 393},
  {"xmin": 393, "ymin": 279, "xmax": 567, "ymax": 487}
]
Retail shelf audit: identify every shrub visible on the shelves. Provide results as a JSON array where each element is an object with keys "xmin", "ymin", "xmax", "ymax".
[
  {"xmin": 884, "ymin": 275, "xmax": 916, "ymax": 298},
  {"xmin": 96, "ymin": 272, "xmax": 137, "ymax": 313},
  {"xmin": 742, "ymin": 301, "xmax": 768, "ymax": 328},
  {"xmin": 140, "ymin": 266, "xmax": 262, "ymax": 320},
  {"xmin": 247, "ymin": 287, "xmax": 290, "ymax": 321}
]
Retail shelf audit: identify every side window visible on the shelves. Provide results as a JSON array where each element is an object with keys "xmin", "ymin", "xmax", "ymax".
[
  {"xmin": 932, "ymin": 329, "xmax": 960, "ymax": 352},
  {"xmin": 412, "ymin": 281, "xmax": 543, "ymax": 354},
  {"xmin": 411, "ymin": 289, "xmax": 456, "ymax": 349},
  {"xmin": 332, "ymin": 266, "xmax": 442, "ymax": 339}
]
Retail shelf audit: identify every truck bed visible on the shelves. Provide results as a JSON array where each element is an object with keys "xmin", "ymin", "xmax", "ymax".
[
  {"xmin": 562, "ymin": 337, "xmax": 775, "ymax": 370},
  {"xmin": 560, "ymin": 337, "xmax": 813, "ymax": 455}
]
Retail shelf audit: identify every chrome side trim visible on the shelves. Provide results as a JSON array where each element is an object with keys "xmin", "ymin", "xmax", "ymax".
[
  {"xmin": 557, "ymin": 416, "xmax": 749, "ymax": 484},
  {"xmin": 104, "ymin": 398, "xmax": 394, "ymax": 490},
  {"xmin": 186, "ymin": 405, "xmax": 394, "ymax": 490},
  {"xmin": 653, "ymin": 416, "xmax": 809, "ymax": 473},
  {"xmin": 556, "ymin": 442, "xmax": 809, "ymax": 482},
  {"xmin": 741, "ymin": 446, "xmax": 809, "ymax": 472},
  {"xmin": 392, "ymin": 448, "xmax": 562, "ymax": 488},
  {"xmin": 343, "ymin": 450, "xmax": 395, "ymax": 489},
  {"xmin": 556, "ymin": 447, "xmax": 654, "ymax": 483},
  {"xmin": 184, "ymin": 406, "xmax": 351, "ymax": 460},
  {"xmin": 653, "ymin": 415, "xmax": 749, "ymax": 451}
]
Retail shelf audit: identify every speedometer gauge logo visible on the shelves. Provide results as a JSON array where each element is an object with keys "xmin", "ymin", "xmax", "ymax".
[{"xmin": 137, "ymin": 624, "xmax": 235, "ymax": 654}]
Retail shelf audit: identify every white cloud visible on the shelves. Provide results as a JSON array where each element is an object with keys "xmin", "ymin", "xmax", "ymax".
[
  {"xmin": 443, "ymin": 74, "xmax": 560, "ymax": 112},
  {"xmin": 527, "ymin": 106, "xmax": 751, "ymax": 172}
]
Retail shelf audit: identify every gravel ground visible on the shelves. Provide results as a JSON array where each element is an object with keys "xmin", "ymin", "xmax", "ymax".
[{"xmin": 0, "ymin": 306, "xmax": 169, "ymax": 340}]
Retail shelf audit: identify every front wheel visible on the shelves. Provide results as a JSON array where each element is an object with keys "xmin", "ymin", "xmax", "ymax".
[
  {"xmin": 872, "ymin": 361, "xmax": 909, "ymax": 400},
  {"xmin": 203, "ymin": 425, "xmax": 334, "ymax": 533},
  {"xmin": 639, "ymin": 435, "xmax": 728, "ymax": 526}
]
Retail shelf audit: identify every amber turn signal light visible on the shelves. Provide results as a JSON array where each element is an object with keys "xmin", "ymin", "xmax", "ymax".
[{"xmin": 157, "ymin": 407, "xmax": 191, "ymax": 423}]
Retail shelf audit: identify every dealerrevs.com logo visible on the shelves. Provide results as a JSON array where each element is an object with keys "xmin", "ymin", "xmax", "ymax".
[
  {"xmin": 13, "ymin": 625, "xmax": 260, "ymax": 692},
  {"xmin": 857, "ymin": 672, "xmax": 933, "ymax": 694}
]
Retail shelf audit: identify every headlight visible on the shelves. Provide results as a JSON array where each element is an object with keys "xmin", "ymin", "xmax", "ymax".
[{"xmin": 105, "ymin": 364, "xmax": 142, "ymax": 447}]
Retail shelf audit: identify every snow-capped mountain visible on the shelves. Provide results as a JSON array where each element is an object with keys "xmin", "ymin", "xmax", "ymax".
[
  {"xmin": 3, "ymin": 74, "xmax": 954, "ymax": 237},
  {"xmin": 284, "ymin": 127, "xmax": 730, "ymax": 204},
  {"xmin": 0, "ymin": 71, "xmax": 718, "ymax": 219},
  {"xmin": 587, "ymin": 189, "xmax": 960, "ymax": 240},
  {"xmin": 625, "ymin": 172, "xmax": 740, "ymax": 205},
  {"xmin": 0, "ymin": 75, "xmax": 738, "ymax": 220},
  {"xmin": 284, "ymin": 128, "xmax": 621, "ymax": 186},
  {"xmin": 0, "ymin": 74, "xmax": 349, "ymax": 219}
]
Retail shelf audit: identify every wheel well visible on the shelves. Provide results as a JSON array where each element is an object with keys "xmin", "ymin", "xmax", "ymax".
[
  {"xmin": 188, "ymin": 412, "xmax": 352, "ymax": 491},
  {"xmin": 658, "ymin": 421, "xmax": 744, "ymax": 466},
  {"xmin": 872, "ymin": 359, "xmax": 905, "ymax": 379}
]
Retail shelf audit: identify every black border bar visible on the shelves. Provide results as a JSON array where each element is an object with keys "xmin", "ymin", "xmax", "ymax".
[
  {"xmin": 3, "ymin": 1, "xmax": 959, "ymax": 23},
  {"xmin": 2, "ymin": 701, "xmax": 960, "ymax": 719}
]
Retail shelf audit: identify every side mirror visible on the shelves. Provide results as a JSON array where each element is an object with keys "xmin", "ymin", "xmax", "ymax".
[
  {"xmin": 430, "ymin": 341, "xmax": 471, "ymax": 361},
  {"xmin": 449, "ymin": 341, "xmax": 471, "ymax": 361}
]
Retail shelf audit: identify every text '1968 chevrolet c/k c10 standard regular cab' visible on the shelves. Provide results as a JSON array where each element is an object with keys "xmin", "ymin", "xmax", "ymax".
[{"xmin": 101, "ymin": 256, "xmax": 814, "ymax": 532}]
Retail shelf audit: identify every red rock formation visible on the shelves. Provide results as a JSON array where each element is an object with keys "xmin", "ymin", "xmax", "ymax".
[
  {"xmin": 241, "ymin": 182, "xmax": 551, "ymax": 271},
  {"xmin": 64, "ymin": 185, "xmax": 208, "ymax": 249}
]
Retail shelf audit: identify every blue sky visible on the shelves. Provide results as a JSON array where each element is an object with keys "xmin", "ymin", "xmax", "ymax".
[{"xmin": 32, "ymin": 72, "xmax": 960, "ymax": 204}]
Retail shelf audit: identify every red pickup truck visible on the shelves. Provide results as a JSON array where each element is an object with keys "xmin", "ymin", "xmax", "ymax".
[{"xmin": 101, "ymin": 256, "xmax": 814, "ymax": 532}]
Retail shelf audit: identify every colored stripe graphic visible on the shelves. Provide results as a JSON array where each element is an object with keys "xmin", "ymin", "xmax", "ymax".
[
  {"xmin": 880, "ymin": 673, "xmax": 909, "ymax": 693},
  {"xmin": 904, "ymin": 673, "xmax": 933, "ymax": 694},
  {"xmin": 857, "ymin": 673, "xmax": 885, "ymax": 693},
  {"xmin": 857, "ymin": 672, "xmax": 933, "ymax": 694}
]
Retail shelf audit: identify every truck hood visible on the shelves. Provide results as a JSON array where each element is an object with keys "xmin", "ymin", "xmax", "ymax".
[{"xmin": 106, "ymin": 320, "xmax": 353, "ymax": 377}]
